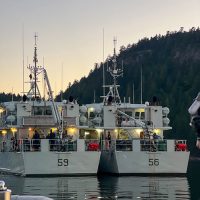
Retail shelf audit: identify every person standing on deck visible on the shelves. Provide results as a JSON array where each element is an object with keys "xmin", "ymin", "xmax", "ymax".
[
  {"xmin": 49, "ymin": 129, "xmax": 56, "ymax": 150},
  {"xmin": 107, "ymin": 131, "xmax": 111, "ymax": 149},
  {"xmin": 33, "ymin": 130, "xmax": 40, "ymax": 151}
]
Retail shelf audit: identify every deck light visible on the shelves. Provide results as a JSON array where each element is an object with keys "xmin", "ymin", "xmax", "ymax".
[
  {"xmin": 0, "ymin": 108, "xmax": 4, "ymax": 113},
  {"xmin": 11, "ymin": 128, "xmax": 17, "ymax": 134},
  {"xmin": 135, "ymin": 108, "xmax": 145, "ymax": 112},
  {"xmin": 153, "ymin": 129, "xmax": 161, "ymax": 134},
  {"xmin": 2, "ymin": 130, "xmax": 7, "ymax": 135},
  {"xmin": 96, "ymin": 129, "xmax": 102, "ymax": 133},
  {"xmin": 114, "ymin": 129, "xmax": 118, "ymax": 133},
  {"xmin": 85, "ymin": 131, "xmax": 90, "ymax": 136},
  {"xmin": 51, "ymin": 128, "xmax": 58, "ymax": 132},
  {"xmin": 88, "ymin": 107, "xmax": 94, "ymax": 112},
  {"xmin": 68, "ymin": 127, "xmax": 76, "ymax": 134}
]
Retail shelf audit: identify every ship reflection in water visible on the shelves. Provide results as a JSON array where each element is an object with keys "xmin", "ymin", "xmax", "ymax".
[{"xmin": 0, "ymin": 174, "xmax": 191, "ymax": 199}]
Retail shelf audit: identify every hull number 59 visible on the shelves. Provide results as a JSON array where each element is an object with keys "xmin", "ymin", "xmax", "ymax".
[
  {"xmin": 149, "ymin": 158, "xmax": 159, "ymax": 166},
  {"xmin": 58, "ymin": 159, "xmax": 68, "ymax": 166}
]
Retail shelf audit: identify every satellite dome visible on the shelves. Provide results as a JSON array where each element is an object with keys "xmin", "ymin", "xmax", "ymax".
[
  {"xmin": 80, "ymin": 106, "xmax": 87, "ymax": 113},
  {"xmin": 6, "ymin": 115, "xmax": 16, "ymax": 123},
  {"xmin": 162, "ymin": 107, "xmax": 170, "ymax": 115},
  {"xmin": 80, "ymin": 115, "xmax": 87, "ymax": 124},
  {"xmin": 163, "ymin": 117, "xmax": 170, "ymax": 126}
]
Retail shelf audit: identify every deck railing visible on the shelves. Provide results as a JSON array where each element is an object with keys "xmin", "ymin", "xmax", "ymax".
[
  {"xmin": 140, "ymin": 139, "xmax": 167, "ymax": 152},
  {"xmin": 100, "ymin": 139, "xmax": 132, "ymax": 151},
  {"xmin": 48, "ymin": 139, "xmax": 77, "ymax": 152},
  {"xmin": 0, "ymin": 139, "xmax": 77, "ymax": 152},
  {"xmin": 100, "ymin": 139, "xmax": 188, "ymax": 152},
  {"xmin": 0, "ymin": 139, "xmax": 188, "ymax": 152},
  {"xmin": 10, "ymin": 139, "xmax": 41, "ymax": 152},
  {"xmin": 116, "ymin": 140, "xmax": 133, "ymax": 151}
]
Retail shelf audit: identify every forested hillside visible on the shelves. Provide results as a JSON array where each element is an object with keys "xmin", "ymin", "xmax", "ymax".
[{"xmin": 57, "ymin": 28, "xmax": 200, "ymax": 152}]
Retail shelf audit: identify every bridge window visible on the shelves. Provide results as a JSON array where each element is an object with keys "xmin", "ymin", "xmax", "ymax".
[
  {"xmin": 135, "ymin": 111, "xmax": 145, "ymax": 120},
  {"xmin": 32, "ymin": 106, "xmax": 52, "ymax": 115}
]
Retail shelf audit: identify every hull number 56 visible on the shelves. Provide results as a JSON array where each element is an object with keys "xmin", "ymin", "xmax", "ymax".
[{"xmin": 149, "ymin": 158, "xmax": 159, "ymax": 166}]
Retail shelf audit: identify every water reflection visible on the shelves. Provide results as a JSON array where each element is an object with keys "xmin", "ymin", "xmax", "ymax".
[
  {"xmin": 98, "ymin": 176, "xmax": 190, "ymax": 199},
  {"xmin": 0, "ymin": 174, "xmax": 191, "ymax": 199},
  {"xmin": 187, "ymin": 160, "xmax": 200, "ymax": 200},
  {"xmin": 98, "ymin": 176, "xmax": 118, "ymax": 199}
]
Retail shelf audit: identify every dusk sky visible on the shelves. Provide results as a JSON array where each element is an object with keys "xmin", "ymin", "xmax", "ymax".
[{"xmin": 0, "ymin": 0, "xmax": 199, "ymax": 96}]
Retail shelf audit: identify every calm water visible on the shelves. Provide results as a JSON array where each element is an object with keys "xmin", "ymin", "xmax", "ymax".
[
  {"xmin": 1, "ymin": 161, "xmax": 200, "ymax": 200},
  {"xmin": 0, "ymin": 175, "xmax": 191, "ymax": 199}
]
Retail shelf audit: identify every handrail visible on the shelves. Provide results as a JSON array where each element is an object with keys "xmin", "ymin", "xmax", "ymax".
[{"xmin": 0, "ymin": 139, "xmax": 188, "ymax": 152}]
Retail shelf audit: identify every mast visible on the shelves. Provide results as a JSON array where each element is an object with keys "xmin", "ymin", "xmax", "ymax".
[
  {"xmin": 22, "ymin": 24, "xmax": 25, "ymax": 95},
  {"xmin": 102, "ymin": 28, "xmax": 105, "ymax": 97},
  {"xmin": 33, "ymin": 33, "xmax": 38, "ymax": 99},
  {"xmin": 140, "ymin": 64, "xmax": 143, "ymax": 104},
  {"xmin": 61, "ymin": 63, "xmax": 63, "ymax": 101},
  {"xmin": 113, "ymin": 37, "xmax": 117, "ymax": 100},
  {"xmin": 104, "ymin": 37, "xmax": 123, "ymax": 104},
  {"xmin": 27, "ymin": 33, "xmax": 42, "ymax": 100}
]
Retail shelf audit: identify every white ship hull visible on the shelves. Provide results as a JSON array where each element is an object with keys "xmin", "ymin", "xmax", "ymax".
[
  {"xmin": 0, "ymin": 151, "xmax": 100, "ymax": 176},
  {"xmin": 98, "ymin": 139, "xmax": 190, "ymax": 175},
  {"xmin": 0, "ymin": 137, "xmax": 190, "ymax": 176},
  {"xmin": 0, "ymin": 139, "xmax": 101, "ymax": 176},
  {"xmin": 99, "ymin": 151, "xmax": 190, "ymax": 174}
]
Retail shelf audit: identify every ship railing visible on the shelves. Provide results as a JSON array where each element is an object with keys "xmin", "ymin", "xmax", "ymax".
[
  {"xmin": 100, "ymin": 139, "xmax": 132, "ymax": 151},
  {"xmin": 140, "ymin": 139, "xmax": 167, "ymax": 152},
  {"xmin": 49, "ymin": 139, "xmax": 77, "ymax": 152},
  {"xmin": 0, "ymin": 139, "xmax": 41, "ymax": 152},
  {"xmin": 0, "ymin": 139, "xmax": 188, "ymax": 152},
  {"xmin": 115, "ymin": 140, "xmax": 133, "ymax": 151},
  {"xmin": 0, "ymin": 139, "xmax": 78, "ymax": 152},
  {"xmin": 17, "ymin": 139, "xmax": 41, "ymax": 152},
  {"xmin": 85, "ymin": 139, "xmax": 100, "ymax": 151},
  {"xmin": 100, "ymin": 139, "xmax": 168, "ymax": 152}
]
